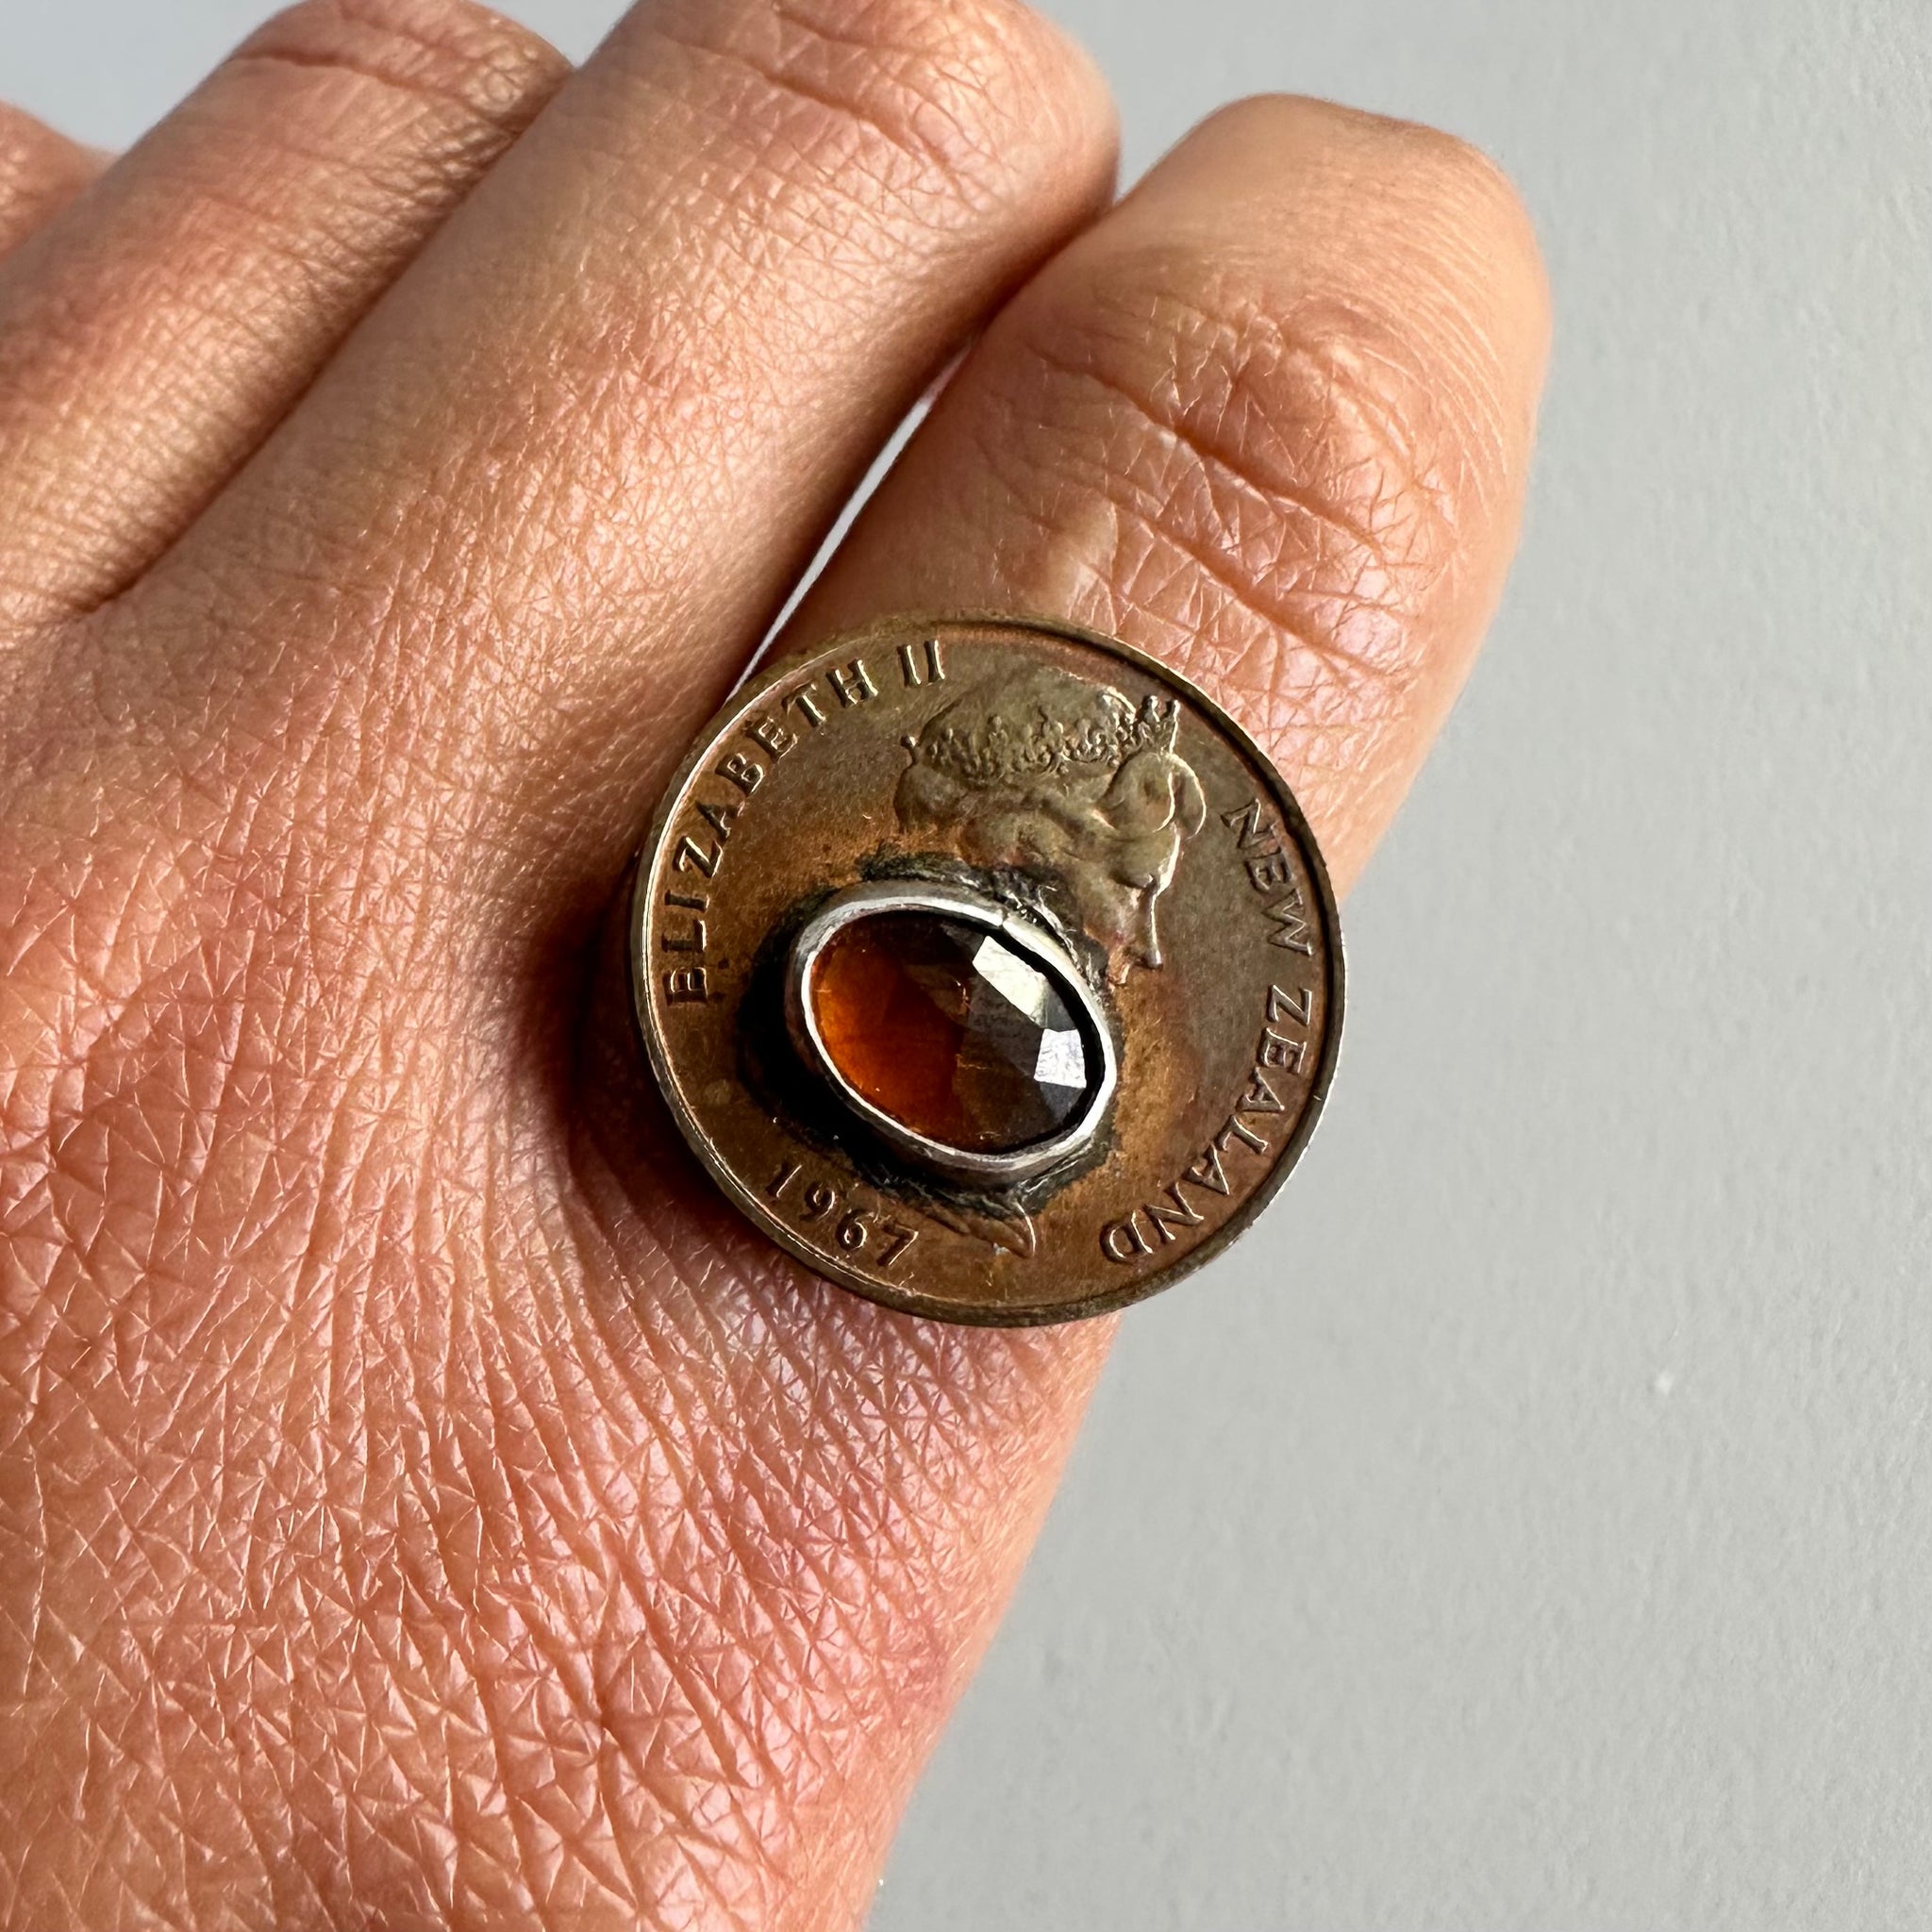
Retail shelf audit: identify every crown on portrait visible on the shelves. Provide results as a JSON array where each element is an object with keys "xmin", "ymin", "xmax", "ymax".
[{"xmin": 909, "ymin": 690, "xmax": 1181, "ymax": 791}]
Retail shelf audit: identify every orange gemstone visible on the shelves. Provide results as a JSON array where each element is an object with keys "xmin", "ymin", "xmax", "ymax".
[{"xmin": 808, "ymin": 913, "xmax": 1094, "ymax": 1152}]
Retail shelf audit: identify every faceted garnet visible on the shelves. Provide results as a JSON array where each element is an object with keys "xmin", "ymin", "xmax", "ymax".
[{"xmin": 808, "ymin": 912, "xmax": 1095, "ymax": 1153}]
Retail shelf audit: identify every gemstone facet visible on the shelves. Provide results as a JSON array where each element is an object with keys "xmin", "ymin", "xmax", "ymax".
[{"xmin": 808, "ymin": 911, "xmax": 1096, "ymax": 1154}]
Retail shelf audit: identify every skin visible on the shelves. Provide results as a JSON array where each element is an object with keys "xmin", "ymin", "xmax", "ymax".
[{"xmin": 0, "ymin": 0, "xmax": 1548, "ymax": 1925}]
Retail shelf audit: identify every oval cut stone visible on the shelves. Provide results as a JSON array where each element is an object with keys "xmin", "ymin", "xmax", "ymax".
[{"xmin": 808, "ymin": 912, "xmax": 1096, "ymax": 1153}]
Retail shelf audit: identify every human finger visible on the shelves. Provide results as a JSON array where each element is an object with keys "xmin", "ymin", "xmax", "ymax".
[
  {"xmin": 575, "ymin": 92, "xmax": 1548, "ymax": 1901},
  {"xmin": 123, "ymin": 0, "xmax": 1117, "ymax": 844},
  {"xmin": 787, "ymin": 95, "xmax": 1551, "ymax": 892},
  {"xmin": 0, "ymin": 0, "xmax": 569, "ymax": 635}
]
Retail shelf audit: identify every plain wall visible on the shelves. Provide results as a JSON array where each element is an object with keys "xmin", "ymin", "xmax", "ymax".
[{"xmin": 11, "ymin": 0, "xmax": 1930, "ymax": 1925}]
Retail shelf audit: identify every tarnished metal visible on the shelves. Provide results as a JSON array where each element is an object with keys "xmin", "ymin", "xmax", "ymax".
[{"xmin": 628, "ymin": 614, "xmax": 1343, "ymax": 1325}]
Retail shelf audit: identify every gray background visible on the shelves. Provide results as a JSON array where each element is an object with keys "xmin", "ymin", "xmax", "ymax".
[{"xmin": 12, "ymin": 0, "xmax": 1931, "ymax": 1925}]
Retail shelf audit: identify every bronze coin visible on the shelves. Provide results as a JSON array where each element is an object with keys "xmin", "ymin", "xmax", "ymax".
[{"xmin": 628, "ymin": 614, "xmax": 1343, "ymax": 1325}]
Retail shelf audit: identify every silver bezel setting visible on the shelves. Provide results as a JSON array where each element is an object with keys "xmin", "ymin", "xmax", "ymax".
[{"xmin": 784, "ymin": 878, "xmax": 1119, "ymax": 1188}]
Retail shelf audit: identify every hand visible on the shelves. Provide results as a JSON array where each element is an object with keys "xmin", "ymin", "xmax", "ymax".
[{"xmin": 0, "ymin": 2, "xmax": 1546, "ymax": 1924}]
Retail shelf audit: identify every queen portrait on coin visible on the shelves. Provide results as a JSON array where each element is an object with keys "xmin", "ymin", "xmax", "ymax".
[{"xmin": 893, "ymin": 665, "xmax": 1209, "ymax": 978}]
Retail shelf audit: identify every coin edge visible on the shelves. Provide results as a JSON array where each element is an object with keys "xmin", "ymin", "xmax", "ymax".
[{"xmin": 625, "ymin": 611, "xmax": 1347, "ymax": 1327}]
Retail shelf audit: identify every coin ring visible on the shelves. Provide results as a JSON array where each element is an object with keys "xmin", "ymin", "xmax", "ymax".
[{"xmin": 628, "ymin": 613, "xmax": 1343, "ymax": 1326}]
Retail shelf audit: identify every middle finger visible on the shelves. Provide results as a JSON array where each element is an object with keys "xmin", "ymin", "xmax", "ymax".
[{"xmin": 124, "ymin": 0, "xmax": 1115, "ymax": 816}]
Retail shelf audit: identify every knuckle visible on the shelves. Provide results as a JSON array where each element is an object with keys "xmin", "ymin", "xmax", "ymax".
[
  {"xmin": 1203, "ymin": 94, "xmax": 1548, "ymax": 348},
  {"xmin": 0, "ymin": 108, "xmax": 39, "ymax": 221},
  {"xmin": 1007, "ymin": 242, "xmax": 1466, "ymax": 693},
  {"xmin": 238, "ymin": 0, "xmax": 568, "ymax": 126},
  {"xmin": 0, "ymin": 104, "xmax": 90, "ymax": 225},
  {"xmin": 0, "ymin": 101, "xmax": 42, "ymax": 181},
  {"xmin": 1213, "ymin": 92, "xmax": 1533, "ymax": 224},
  {"xmin": 645, "ymin": 0, "xmax": 1106, "ymax": 215},
  {"xmin": 1383, "ymin": 114, "xmax": 1540, "ymax": 248},
  {"xmin": 1379, "ymin": 117, "xmax": 1548, "ymax": 323}
]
